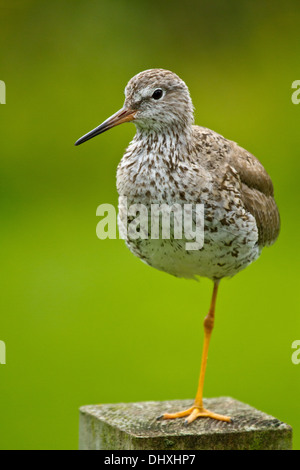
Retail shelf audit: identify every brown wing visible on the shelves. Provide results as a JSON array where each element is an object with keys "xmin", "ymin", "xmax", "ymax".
[{"xmin": 229, "ymin": 141, "xmax": 280, "ymax": 247}]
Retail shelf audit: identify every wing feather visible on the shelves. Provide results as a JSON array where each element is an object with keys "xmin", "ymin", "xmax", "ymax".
[{"xmin": 229, "ymin": 142, "xmax": 280, "ymax": 247}]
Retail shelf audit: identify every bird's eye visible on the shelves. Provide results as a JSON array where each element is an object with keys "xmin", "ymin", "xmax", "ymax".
[{"xmin": 152, "ymin": 89, "xmax": 163, "ymax": 100}]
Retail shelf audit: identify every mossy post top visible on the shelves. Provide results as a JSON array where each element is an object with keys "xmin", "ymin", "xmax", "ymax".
[{"xmin": 79, "ymin": 397, "xmax": 292, "ymax": 450}]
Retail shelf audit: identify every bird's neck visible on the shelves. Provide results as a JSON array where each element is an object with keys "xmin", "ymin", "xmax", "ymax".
[{"xmin": 133, "ymin": 125, "xmax": 193, "ymax": 166}]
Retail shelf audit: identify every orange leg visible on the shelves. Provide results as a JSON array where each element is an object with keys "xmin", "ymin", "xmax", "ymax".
[{"xmin": 158, "ymin": 281, "xmax": 231, "ymax": 425}]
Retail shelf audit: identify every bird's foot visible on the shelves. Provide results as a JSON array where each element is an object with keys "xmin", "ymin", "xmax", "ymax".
[{"xmin": 157, "ymin": 405, "xmax": 231, "ymax": 425}]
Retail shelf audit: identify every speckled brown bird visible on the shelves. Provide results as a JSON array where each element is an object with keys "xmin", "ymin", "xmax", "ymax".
[{"xmin": 75, "ymin": 69, "xmax": 280, "ymax": 424}]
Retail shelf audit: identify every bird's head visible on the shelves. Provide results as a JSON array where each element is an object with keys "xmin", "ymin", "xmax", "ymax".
[{"xmin": 75, "ymin": 69, "xmax": 194, "ymax": 146}]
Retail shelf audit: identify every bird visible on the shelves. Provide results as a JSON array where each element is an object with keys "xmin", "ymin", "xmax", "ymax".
[{"xmin": 75, "ymin": 69, "xmax": 280, "ymax": 424}]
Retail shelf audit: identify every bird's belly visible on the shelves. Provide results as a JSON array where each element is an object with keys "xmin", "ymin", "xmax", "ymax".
[
  {"xmin": 122, "ymin": 235, "xmax": 260, "ymax": 280},
  {"xmin": 118, "ymin": 197, "xmax": 260, "ymax": 280}
]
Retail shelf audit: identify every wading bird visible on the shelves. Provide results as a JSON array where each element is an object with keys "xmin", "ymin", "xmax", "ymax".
[{"xmin": 75, "ymin": 69, "xmax": 280, "ymax": 424}]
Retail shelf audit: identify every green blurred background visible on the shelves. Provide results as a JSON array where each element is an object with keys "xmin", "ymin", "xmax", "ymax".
[{"xmin": 1, "ymin": 0, "xmax": 299, "ymax": 450}]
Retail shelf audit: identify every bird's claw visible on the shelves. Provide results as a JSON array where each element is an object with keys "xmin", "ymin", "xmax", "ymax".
[{"xmin": 157, "ymin": 406, "xmax": 231, "ymax": 424}]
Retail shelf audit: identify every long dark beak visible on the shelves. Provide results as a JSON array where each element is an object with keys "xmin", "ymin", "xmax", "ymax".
[{"xmin": 75, "ymin": 107, "xmax": 136, "ymax": 146}]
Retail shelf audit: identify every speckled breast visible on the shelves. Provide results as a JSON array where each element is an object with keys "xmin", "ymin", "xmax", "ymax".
[{"xmin": 116, "ymin": 144, "xmax": 260, "ymax": 280}]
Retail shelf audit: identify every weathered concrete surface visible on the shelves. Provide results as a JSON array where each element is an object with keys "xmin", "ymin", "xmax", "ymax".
[{"xmin": 79, "ymin": 397, "xmax": 292, "ymax": 450}]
